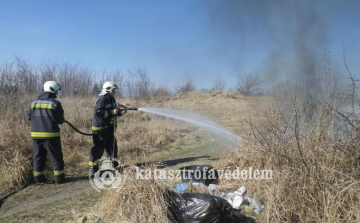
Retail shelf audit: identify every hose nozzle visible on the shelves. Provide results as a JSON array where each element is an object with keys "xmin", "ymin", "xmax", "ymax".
[{"xmin": 118, "ymin": 104, "xmax": 138, "ymax": 111}]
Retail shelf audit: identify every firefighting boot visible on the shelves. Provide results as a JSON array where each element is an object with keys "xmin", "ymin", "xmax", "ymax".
[
  {"xmin": 88, "ymin": 165, "xmax": 99, "ymax": 177},
  {"xmin": 54, "ymin": 174, "xmax": 65, "ymax": 184},
  {"xmin": 113, "ymin": 160, "xmax": 119, "ymax": 169},
  {"xmin": 54, "ymin": 170, "xmax": 65, "ymax": 184},
  {"xmin": 33, "ymin": 175, "xmax": 47, "ymax": 184}
]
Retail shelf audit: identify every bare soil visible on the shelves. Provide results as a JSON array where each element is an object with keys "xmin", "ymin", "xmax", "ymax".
[
  {"xmin": 0, "ymin": 176, "xmax": 91, "ymax": 217},
  {"xmin": 0, "ymin": 140, "xmax": 223, "ymax": 222}
]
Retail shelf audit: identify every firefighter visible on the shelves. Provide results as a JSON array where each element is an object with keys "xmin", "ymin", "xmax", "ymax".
[
  {"xmin": 88, "ymin": 81, "xmax": 127, "ymax": 174},
  {"xmin": 27, "ymin": 81, "xmax": 65, "ymax": 184}
]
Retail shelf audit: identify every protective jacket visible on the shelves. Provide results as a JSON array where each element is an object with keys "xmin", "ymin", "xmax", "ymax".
[
  {"xmin": 91, "ymin": 93, "xmax": 119, "ymax": 133},
  {"xmin": 27, "ymin": 92, "xmax": 64, "ymax": 139}
]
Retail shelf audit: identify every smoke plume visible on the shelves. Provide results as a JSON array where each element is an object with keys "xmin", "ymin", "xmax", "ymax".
[{"xmin": 202, "ymin": 0, "xmax": 329, "ymax": 94}]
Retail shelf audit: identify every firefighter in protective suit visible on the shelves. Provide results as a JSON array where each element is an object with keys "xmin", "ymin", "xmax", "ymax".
[
  {"xmin": 88, "ymin": 81, "xmax": 127, "ymax": 174},
  {"xmin": 27, "ymin": 81, "xmax": 65, "ymax": 184}
]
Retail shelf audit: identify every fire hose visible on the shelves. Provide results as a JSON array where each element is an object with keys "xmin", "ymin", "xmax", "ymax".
[
  {"xmin": 65, "ymin": 105, "xmax": 138, "ymax": 136},
  {"xmin": 1, "ymin": 106, "xmax": 139, "ymax": 206},
  {"xmin": 64, "ymin": 120, "xmax": 94, "ymax": 136}
]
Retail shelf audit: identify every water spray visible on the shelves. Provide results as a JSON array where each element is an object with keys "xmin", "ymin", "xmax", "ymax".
[
  {"xmin": 137, "ymin": 108, "xmax": 242, "ymax": 148},
  {"xmin": 65, "ymin": 106, "xmax": 241, "ymax": 149}
]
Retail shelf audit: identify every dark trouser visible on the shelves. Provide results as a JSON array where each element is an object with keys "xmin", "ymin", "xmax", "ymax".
[
  {"xmin": 33, "ymin": 137, "xmax": 64, "ymax": 173},
  {"xmin": 89, "ymin": 126, "xmax": 118, "ymax": 167}
]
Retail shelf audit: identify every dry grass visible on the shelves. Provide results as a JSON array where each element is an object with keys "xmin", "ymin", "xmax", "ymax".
[
  {"xmin": 0, "ymin": 95, "xmax": 34, "ymax": 198},
  {"xmin": 0, "ymin": 94, "xmax": 209, "ymax": 198},
  {"xmin": 2, "ymin": 88, "xmax": 359, "ymax": 223},
  {"xmin": 162, "ymin": 91, "xmax": 272, "ymax": 136},
  {"xmin": 90, "ymin": 165, "xmax": 177, "ymax": 223},
  {"xmin": 214, "ymin": 92, "xmax": 360, "ymax": 223}
]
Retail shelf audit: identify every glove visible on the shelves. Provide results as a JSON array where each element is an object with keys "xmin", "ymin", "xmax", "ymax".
[{"xmin": 111, "ymin": 109, "xmax": 118, "ymax": 115}]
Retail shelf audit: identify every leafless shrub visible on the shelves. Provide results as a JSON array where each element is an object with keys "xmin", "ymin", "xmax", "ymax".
[
  {"xmin": 0, "ymin": 58, "xmax": 132, "ymax": 98},
  {"xmin": 40, "ymin": 61, "xmax": 56, "ymax": 86},
  {"xmin": 0, "ymin": 61, "xmax": 24, "ymax": 115},
  {"xmin": 91, "ymin": 83, "xmax": 101, "ymax": 95},
  {"xmin": 124, "ymin": 67, "xmax": 154, "ymax": 101},
  {"xmin": 135, "ymin": 67, "xmax": 153, "ymax": 101},
  {"xmin": 236, "ymin": 72, "xmax": 263, "ymax": 95},
  {"xmin": 124, "ymin": 70, "xmax": 137, "ymax": 99},
  {"xmin": 57, "ymin": 62, "xmax": 93, "ymax": 96},
  {"xmin": 175, "ymin": 74, "xmax": 195, "ymax": 93},
  {"xmin": 15, "ymin": 57, "xmax": 39, "ymax": 94},
  {"xmin": 111, "ymin": 69, "xmax": 125, "ymax": 97},
  {"xmin": 152, "ymin": 86, "xmax": 172, "ymax": 100},
  {"xmin": 210, "ymin": 76, "xmax": 226, "ymax": 93}
]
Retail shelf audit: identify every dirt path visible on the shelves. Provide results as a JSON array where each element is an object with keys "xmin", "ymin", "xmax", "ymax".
[
  {"xmin": 0, "ymin": 177, "xmax": 93, "ymax": 218},
  {"xmin": 0, "ymin": 141, "xmax": 226, "ymax": 219}
]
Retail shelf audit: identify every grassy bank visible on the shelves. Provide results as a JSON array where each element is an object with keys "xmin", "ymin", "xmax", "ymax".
[{"xmin": 1, "ymin": 89, "xmax": 359, "ymax": 223}]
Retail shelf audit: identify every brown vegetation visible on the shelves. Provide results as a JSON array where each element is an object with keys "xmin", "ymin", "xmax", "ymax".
[
  {"xmin": 1, "ymin": 60, "xmax": 360, "ymax": 222},
  {"xmin": 89, "ymin": 81, "xmax": 360, "ymax": 222}
]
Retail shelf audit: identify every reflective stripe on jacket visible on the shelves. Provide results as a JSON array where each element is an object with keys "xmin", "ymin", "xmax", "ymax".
[
  {"xmin": 27, "ymin": 92, "xmax": 64, "ymax": 139},
  {"xmin": 91, "ymin": 93, "xmax": 117, "ymax": 133}
]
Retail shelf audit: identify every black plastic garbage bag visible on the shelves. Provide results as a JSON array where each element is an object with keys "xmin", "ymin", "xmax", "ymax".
[
  {"xmin": 167, "ymin": 192, "xmax": 244, "ymax": 223},
  {"xmin": 182, "ymin": 193, "xmax": 235, "ymax": 223},
  {"xmin": 179, "ymin": 165, "xmax": 218, "ymax": 186}
]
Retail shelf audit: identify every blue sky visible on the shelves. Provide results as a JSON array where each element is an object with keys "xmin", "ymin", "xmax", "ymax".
[{"xmin": 1, "ymin": 0, "xmax": 360, "ymax": 91}]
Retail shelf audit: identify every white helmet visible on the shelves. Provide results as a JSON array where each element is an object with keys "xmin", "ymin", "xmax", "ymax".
[
  {"xmin": 102, "ymin": 81, "xmax": 118, "ymax": 93},
  {"xmin": 43, "ymin": 81, "xmax": 62, "ymax": 93}
]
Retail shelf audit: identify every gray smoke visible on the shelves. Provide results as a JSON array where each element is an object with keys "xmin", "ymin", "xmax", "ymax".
[{"xmin": 201, "ymin": 0, "xmax": 329, "ymax": 95}]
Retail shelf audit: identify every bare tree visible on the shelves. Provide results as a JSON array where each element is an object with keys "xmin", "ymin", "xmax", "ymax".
[
  {"xmin": 111, "ymin": 69, "xmax": 124, "ymax": 97},
  {"xmin": 15, "ymin": 57, "xmax": 39, "ymax": 94},
  {"xmin": 0, "ymin": 61, "xmax": 22, "ymax": 112},
  {"xmin": 92, "ymin": 83, "xmax": 100, "ymax": 95},
  {"xmin": 122, "ymin": 67, "xmax": 154, "ymax": 101},
  {"xmin": 210, "ymin": 76, "xmax": 226, "ymax": 93},
  {"xmin": 175, "ymin": 74, "xmax": 195, "ymax": 93},
  {"xmin": 136, "ymin": 67, "xmax": 153, "ymax": 101},
  {"xmin": 236, "ymin": 73, "xmax": 263, "ymax": 95},
  {"xmin": 125, "ymin": 70, "xmax": 137, "ymax": 99},
  {"xmin": 40, "ymin": 62, "xmax": 57, "ymax": 88},
  {"xmin": 58, "ymin": 62, "xmax": 94, "ymax": 96},
  {"xmin": 74, "ymin": 66, "xmax": 92, "ymax": 96}
]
